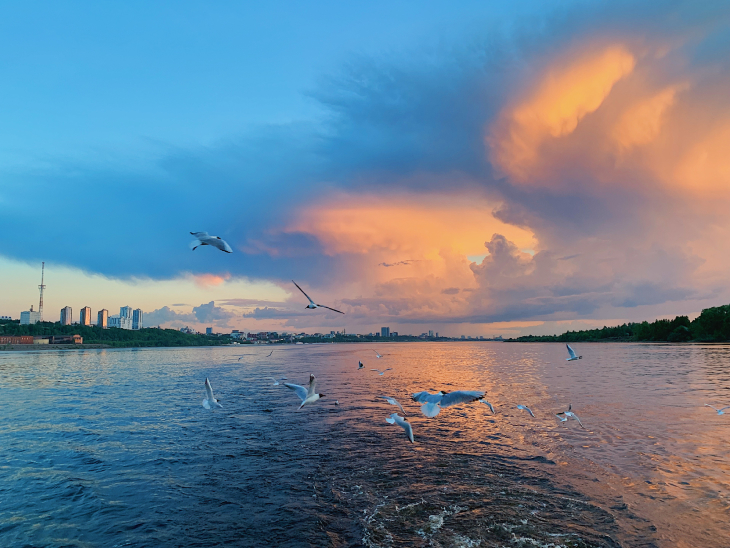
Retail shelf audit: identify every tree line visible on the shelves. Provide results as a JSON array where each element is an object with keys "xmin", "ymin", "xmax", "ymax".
[
  {"xmin": 0, "ymin": 320, "xmax": 226, "ymax": 348},
  {"xmin": 508, "ymin": 304, "xmax": 730, "ymax": 343}
]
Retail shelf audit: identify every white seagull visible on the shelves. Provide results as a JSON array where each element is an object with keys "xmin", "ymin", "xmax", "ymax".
[
  {"xmin": 202, "ymin": 378, "xmax": 223, "ymax": 409},
  {"xmin": 566, "ymin": 344, "xmax": 582, "ymax": 361},
  {"xmin": 358, "ymin": 361, "xmax": 364, "ymax": 370},
  {"xmin": 411, "ymin": 390, "xmax": 487, "ymax": 418},
  {"xmin": 371, "ymin": 368, "xmax": 392, "ymax": 376},
  {"xmin": 556, "ymin": 404, "xmax": 584, "ymax": 427},
  {"xmin": 380, "ymin": 396, "xmax": 407, "ymax": 416},
  {"xmin": 705, "ymin": 404, "xmax": 730, "ymax": 415},
  {"xmin": 189, "ymin": 231, "xmax": 233, "ymax": 253},
  {"xmin": 385, "ymin": 413, "xmax": 414, "ymax": 443},
  {"xmin": 517, "ymin": 404, "xmax": 535, "ymax": 417},
  {"xmin": 374, "ymin": 350, "xmax": 383, "ymax": 358},
  {"xmin": 292, "ymin": 280, "xmax": 344, "ymax": 314},
  {"xmin": 284, "ymin": 374, "xmax": 326, "ymax": 410}
]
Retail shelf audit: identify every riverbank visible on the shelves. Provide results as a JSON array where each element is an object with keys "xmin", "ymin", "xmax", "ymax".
[{"xmin": 0, "ymin": 344, "xmax": 112, "ymax": 351}]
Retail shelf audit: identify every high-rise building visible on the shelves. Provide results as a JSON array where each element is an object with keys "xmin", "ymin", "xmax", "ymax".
[
  {"xmin": 60, "ymin": 306, "xmax": 72, "ymax": 325},
  {"xmin": 97, "ymin": 309, "xmax": 108, "ymax": 329},
  {"xmin": 381, "ymin": 327, "xmax": 390, "ymax": 337},
  {"xmin": 428, "ymin": 330, "xmax": 434, "ymax": 337},
  {"xmin": 109, "ymin": 315, "xmax": 133, "ymax": 329},
  {"xmin": 206, "ymin": 327, "xmax": 213, "ymax": 335},
  {"xmin": 132, "ymin": 308, "xmax": 143, "ymax": 330},
  {"xmin": 80, "ymin": 306, "xmax": 91, "ymax": 326},
  {"xmin": 120, "ymin": 306, "xmax": 132, "ymax": 319},
  {"xmin": 20, "ymin": 305, "xmax": 40, "ymax": 325}
]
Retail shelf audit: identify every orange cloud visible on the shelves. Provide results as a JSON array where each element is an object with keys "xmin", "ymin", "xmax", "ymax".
[
  {"xmin": 193, "ymin": 273, "xmax": 231, "ymax": 288},
  {"xmin": 289, "ymin": 193, "xmax": 536, "ymax": 261},
  {"xmin": 489, "ymin": 44, "xmax": 635, "ymax": 182},
  {"xmin": 612, "ymin": 84, "xmax": 685, "ymax": 152}
]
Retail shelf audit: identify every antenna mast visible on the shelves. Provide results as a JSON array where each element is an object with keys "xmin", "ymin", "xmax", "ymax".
[{"xmin": 38, "ymin": 262, "xmax": 46, "ymax": 322}]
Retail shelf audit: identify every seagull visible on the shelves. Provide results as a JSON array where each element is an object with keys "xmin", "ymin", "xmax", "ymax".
[
  {"xmin": 556, "ymin": 404, "xmax": 584, "ymax": 427},
  {"xmin": 202, "ymin": 378, "xmax": 223, "ymax": 409},
  {"xmin": 266, "ymin": 350, "xmax": 274, "ymax": 357},
  {"xmin": 189, "ymin": 231, "xmax": 233, "ymax": 253},
  {"xmin": 380, "ymin": 396, "xmax": 407, "ymax": 415},
  {"xmin": 385, "ymin": 413, "xmax": 414, "ymax": 443},
  {"xmin": 292, "ymin": 280, "xmax": 344, "ymax": 314},
  {"xmin": 267, "ymin": 377, "xmax": 287, "ymax": 386},
  {"xmin": 335, "ymin": 400, "xmax": 340, "ymax": 406},
  {"xmin": 371, "ymin": 368, "xmax": 392, "ymax": 376},
  {"xmin": 566, "ymin": 344, "xmax": 582, "ymax": 361},
  {"xmin": 358, "ymin": 361, "xmax": 364, "ymax": 370},
  {"xmin": 284, "ymin": 374, "xmax": 325, "ymax": 410},
  {"xmin": 517, "ymin": 404, "xmax": 535, "ymax": 417},
  {"xmin": 480, "ymin": 400, "xmax": 496, "ymax": 414},
  {"xmin": 374, "ymin": 350, "xmax": 383, "ymax": 358},
  {"xmin": 411, "ymin": 390, "xmax": 487, "ymax": 418},
  {"xmin": 705, "ymin": 404, "xmax": 730, "ymax": 415}
]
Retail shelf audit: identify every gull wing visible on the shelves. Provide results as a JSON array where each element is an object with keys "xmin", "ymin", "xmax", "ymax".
[
  {"xmin": 317, "ymin": 304, "xmax": 345, "ymax": 314},
  {"xmin": 371, "ymin": 369, "xmax": 382, "ymax": 373},
  {"xmin": 211, "ymin": 237, "xmax": 233, "ymax": 253},
  {"xmin": 480, "ymin": 400, "xmax": 495, "ymax": 414},
  {"xmin": 705, "ymin": 404, "xmax": 719, "ymax": 411},
  {"xmin": 411, "ymin": 391, "xmax": 443, "ymax": 403},
  {"xmin": 267, "ymin": 377, "xmax": 279, "ymax": 385},
  {"xmin": 571, "ymin": 414, "xmax": 585, "ymax": 428},
  {"xmin": 284, "ymin": 383, "xmax": 308, "ymax": 402},
  {"xmin": 190, "ymin": 231, "xmax": 209, "ymax": 239},
  {"xmin": 566, "ymin": 344, "xmax": 577, "ymax": 359},
  {"xmin": 204, "ymin": 378, "xmax": 215, "ymax": 402},
  {"xmin": 267, "ymin": 351, "xmax": 274, "ymax": 357},
  {"xmin": 307, "ymin": 374, "xmax": 317, "ymax": 398},
  {"xmin": 381, "ymin": 396, "xmax": 407, "ymax": 415},
  {"xmin": 719, "ymin": 406, "xmax": 730, "ymax": 412},
  {"xmin": 393, "ymin": 414, "xmax": 414, "ymax": 443},
  {"xmin": 292, "ymin": 280, "xmax": 315, "ymax": 305},
  {"xmin": 374, "ymin": 350, "xmax": 382, "ymax": 357},
  {"xmin": 439, "ymin": 390, "xmax": 485, "ymax": 408}
]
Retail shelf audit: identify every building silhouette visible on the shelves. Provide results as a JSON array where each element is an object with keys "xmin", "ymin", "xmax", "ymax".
[
  {"xmin": 80, "ymin": 306, "xmax": 92, "ymax": 326},
  {"xmin": 381, "ymin": 327, "xmax": 390, "ymax": 337},
  {"xmin": 132, "ymin": 308, "xmax": 143, "ymax": 330},
  {"xmin": 20, "ymin": 305, "xmax": 40, "ymax": 325},
  {"xmin": 97, "ymin": 309, "xmax": 108, "ymax": 329},
  {"xmin": 60, "ymin": 306, "xmax": 72, "ymax": 325}
]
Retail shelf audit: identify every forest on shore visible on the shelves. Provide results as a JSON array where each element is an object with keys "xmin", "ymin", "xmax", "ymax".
[
  {"xmin": 0, "ymin": 319, "xmax": 226, "ymax": 348},
  {"xmin": 509, "ymin": 304, "xmax": 730, "ymax": 343}
]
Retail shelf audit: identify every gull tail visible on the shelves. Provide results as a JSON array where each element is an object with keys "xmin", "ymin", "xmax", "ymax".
[
  {"xmin": 420, "ymin": 402, "xmax": 441, "ymax": 418},
  {"xmin": 202, "ymin": 399, "xmax": 211, "ymax": 409}
]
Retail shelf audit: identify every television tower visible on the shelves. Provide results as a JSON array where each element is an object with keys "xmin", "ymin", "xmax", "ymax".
[{"xmin": 38, "ymin": 262, "xmax": 46, "ymax": 322}]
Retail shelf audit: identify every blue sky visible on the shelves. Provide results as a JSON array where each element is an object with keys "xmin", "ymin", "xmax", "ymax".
[{"xmin": 2, "ymin": 1, "xmax": 730, "ymax": 336}]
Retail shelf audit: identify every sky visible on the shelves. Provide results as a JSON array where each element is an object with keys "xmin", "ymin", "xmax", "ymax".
[{"xmin": 1, "ymin": 0, "xmax": 730, "ymax": 337}]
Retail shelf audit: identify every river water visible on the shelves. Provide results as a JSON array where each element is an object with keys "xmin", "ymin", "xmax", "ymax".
[{"xmin": 1, "ymin": 342, "xmax": 728, "ymax": 547}]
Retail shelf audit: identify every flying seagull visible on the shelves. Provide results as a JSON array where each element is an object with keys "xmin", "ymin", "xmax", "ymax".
[
  {"xmin": 189, "ymin": 231, "xmax": 233, "ymax": 253},
  {"xmin": 385, "ymin": 413, "xmax": 414, "ymax": 443},
  {"xmin": 517, "ymin": 404, "xmax": 535, "ymax": 418},
  {"xmin": 266, "ymin": 350, "xmax": 274, "ymax": 357},
  {"xmin": 371, "ymin": 368, "xmax": 392, "ymax": 376},
  {"xmin": 556, "ymin": 404, "xmax": 584, "ymax": 427},
  {"xmin": 380, "ymin": 396, "xmax": 407, "ymax": 415},
  {"xmin": 411, "ymin": 390, "xmax": 487, "ymax": 418},
  {"xmin": 705, "ymin": 404, "xmax": 730, "ymax": 415},
  {"xmin": 374, "ymin": 350, "xmax": 383, "ymax": 358},
  {"xmin": 292, "ymin": 280, "xmax": 344, "ymax": 314},
  {"xmin": 566, "ymin": 344, "xmax": 582, "ymax": 361},
  {"xmin": 358, "ymin": 361, "xmax": 364, "ymax": 370},
  {"xmin": 202, "ymin": 378, "xmax": 223, "ymax": 409},
  {"xmin": 284, "ymin": 374, "xmax": 325, "ymax": 410}
]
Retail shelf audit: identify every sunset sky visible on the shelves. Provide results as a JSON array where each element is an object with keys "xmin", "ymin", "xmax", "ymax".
[{"xmin": 1, "ymin": 1, "xmax": 729, "ymax": 337}]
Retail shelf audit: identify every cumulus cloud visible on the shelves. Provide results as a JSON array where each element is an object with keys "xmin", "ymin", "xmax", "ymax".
[{"xmin": 192, "ymin": 301, "xmax": 237, "ymax": 324}]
